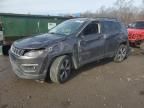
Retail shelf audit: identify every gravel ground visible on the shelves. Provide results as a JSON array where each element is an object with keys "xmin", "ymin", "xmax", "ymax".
[{"xmin": 0, "ymin": 48, "xmax": 144, "ymax": 108}]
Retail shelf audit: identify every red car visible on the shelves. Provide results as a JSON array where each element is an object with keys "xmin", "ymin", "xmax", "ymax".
[{"xmin": 128, "ymin": 21, "xmax": 144, "ymax": 47}]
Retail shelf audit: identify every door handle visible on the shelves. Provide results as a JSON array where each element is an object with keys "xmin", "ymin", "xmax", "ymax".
[{"xmin": 80, "ymin": 40, "xmax": 87, "ymax": 46}]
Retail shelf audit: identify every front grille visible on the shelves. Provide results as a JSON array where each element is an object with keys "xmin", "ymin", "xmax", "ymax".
[{"xmin": 11, "ymin": 45, "xmax": 25, "ymax": 56}]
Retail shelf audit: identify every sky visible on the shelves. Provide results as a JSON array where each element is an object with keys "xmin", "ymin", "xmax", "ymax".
[{"xmin": 0, "ymin": 0, "xmax": 143, "ymax": 15}]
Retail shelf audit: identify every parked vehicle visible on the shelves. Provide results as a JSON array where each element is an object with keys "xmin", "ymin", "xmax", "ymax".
[
  {"xmin": 128, "ymin": 21, "xmax": 144, "ymax": 47},
  {"xmin": 0, "ymin": 13, "xmax": 70, "ymax": 55},
  {"xmin": 9, "ymin": 18, "xmax": 129, "ymax": 84}
]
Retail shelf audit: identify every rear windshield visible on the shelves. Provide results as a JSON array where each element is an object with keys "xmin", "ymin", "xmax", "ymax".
[
  {"xmin": 0, "ymin": 24, "xmax": 2, "ymax": 31},
  {"xmin": 128, "ymin": 21, "xmax": 144, "ymax": 29}
]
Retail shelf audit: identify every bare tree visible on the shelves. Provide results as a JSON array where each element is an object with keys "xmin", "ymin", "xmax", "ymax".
[
  {"xmin": 137, "ymin": 0, "xmax": 144, "ymax": 20},
  {"xmin": 113, "ymin": 0, "xmax": 137, "ymax": 24},
  {"xmin": 81, "ymin": 0, "xmax": 144, "ymax": 24}
]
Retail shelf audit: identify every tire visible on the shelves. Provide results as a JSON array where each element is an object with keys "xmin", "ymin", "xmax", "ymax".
[
  {"xmin": 114, "ymin": 44, "xmax": 128, "ymax": 63},
  {"xmin": 2, "ymin": 45, "xmax": 10, "ymax": 56},
  {"xmin": 50, "ymin": 55, "xmax": 72, "ymax": 84}
]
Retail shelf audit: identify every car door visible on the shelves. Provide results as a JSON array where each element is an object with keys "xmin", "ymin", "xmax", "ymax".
[
  {"xmin": 78, "ymin": 21, "xmax": 105, "ymax": 65},
  {"xmin": 103, "ymin": 21, "xmax": 122, "ymax": 57}
]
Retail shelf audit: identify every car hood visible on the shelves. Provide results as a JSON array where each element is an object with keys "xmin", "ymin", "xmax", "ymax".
[
  {"xmin": 128, "ymin": 28, "xmax": 144, "ymax": 35},
  {"xmin": 14, "ymin": 33, "xmax": 66, "ymax": 49}
]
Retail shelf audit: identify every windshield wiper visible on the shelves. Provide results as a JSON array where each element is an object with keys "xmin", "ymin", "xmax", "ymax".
[
  {"xmin": 49, "ymin": 32, "xmax": 56, "ymax": 34},
  {"xmin": 49, "ymin": 32, "xmax": 66, "ymax": 36}
]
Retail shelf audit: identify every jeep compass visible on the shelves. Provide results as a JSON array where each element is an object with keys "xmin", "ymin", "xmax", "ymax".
[{"xmin": 9, "ymin": 18, "xmax": 129, "ymax": 83}]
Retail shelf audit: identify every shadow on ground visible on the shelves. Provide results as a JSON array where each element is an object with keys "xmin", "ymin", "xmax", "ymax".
[
  {"xmin": 45, "ymin": 58, "xmax": 113, "ymax": 84},
  {"xmin": 66, "ymin": 58, "xmax": 113, "ymax": 83}
]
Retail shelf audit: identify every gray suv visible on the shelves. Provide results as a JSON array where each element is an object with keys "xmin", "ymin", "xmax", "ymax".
[{"xmin": 9, "ymin": 18, "xmax": 129, "ymax": 83}]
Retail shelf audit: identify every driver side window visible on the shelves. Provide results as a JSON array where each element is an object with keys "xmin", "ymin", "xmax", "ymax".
[{"xmin": 83, "ymin": 22, "xmax": 99, "ymax": 36}]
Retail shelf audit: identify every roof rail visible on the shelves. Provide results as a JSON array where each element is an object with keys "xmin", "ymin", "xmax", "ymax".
[
  {"xmin": 95, "ymin": 17, "xmax": 118, "ymax": 21},
  {"xmin": 77, "ymin": 17, "xmax": 119, "ymax": 21}
]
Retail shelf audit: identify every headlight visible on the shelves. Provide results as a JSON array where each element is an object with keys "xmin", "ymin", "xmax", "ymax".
[
  {"xmin": 24, "ymin": 50, "xmax": 45, "ymax": 57},
  {"xmin": 23, "ymin": 45, "xmax": 56, "ymax": 57}
]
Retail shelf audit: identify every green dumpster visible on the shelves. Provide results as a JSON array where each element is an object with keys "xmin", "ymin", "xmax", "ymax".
[{"xmin": 0, "ymin": 13, "xmax": 71, "ymax": 55}]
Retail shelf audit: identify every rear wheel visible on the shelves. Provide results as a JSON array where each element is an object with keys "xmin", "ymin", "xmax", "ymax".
[
  {"xmin": 114, "ymin": 44, "xmax": 128, "ymax": 63},
  {"xmin": 50, "ymin": 55, "xmax": 72, "ymax": 84}
]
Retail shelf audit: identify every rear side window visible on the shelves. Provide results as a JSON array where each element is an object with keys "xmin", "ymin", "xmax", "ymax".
[
  {"xmin": 113, "ymin": 22, "xmax": 122, "ymax": 32},
  {"xmin": 83, "ymin": 22, "xmax": 99, "ymax": 35},
  {"xmin": 102, "ymin": 21, "xmax": 122, "ymax": 33}
]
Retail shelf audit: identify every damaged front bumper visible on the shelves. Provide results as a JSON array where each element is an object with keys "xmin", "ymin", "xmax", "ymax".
[{"xmin": 9, "ymin": 50, "xmax": 49, "ymax": 80}]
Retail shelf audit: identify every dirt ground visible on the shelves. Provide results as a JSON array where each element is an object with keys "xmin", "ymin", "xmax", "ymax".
[{"xmin": 0, "ymin": 48, "xmax": 144, "ymax": 108}]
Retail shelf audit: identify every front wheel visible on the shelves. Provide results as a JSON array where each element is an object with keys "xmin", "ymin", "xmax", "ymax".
[
  {"xmin": 114, "ymin": 44, "xmax": 128, "ymax": 63},
  {"xmin": 50, "ymin": 55, "xmax": 72, "ymax": 84}
]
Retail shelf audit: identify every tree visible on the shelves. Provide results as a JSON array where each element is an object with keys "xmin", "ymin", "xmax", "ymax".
[
  {"xmin": 81, "ymin": 0, "xmax": 143, "ymax": 24},
  {"xmin": 113, "ymin": 0, "xmax": 137, "ymax": 24},
  {"xmin": 138, "ymin": 0, "xmax": 144, "ymax": 20}
]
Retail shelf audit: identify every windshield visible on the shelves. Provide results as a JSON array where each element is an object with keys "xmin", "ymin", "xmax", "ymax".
[
  {"xmin": 128, "ymin": 21, "xmax": 144, "ymax": 29},
  {"xmin": 49, "ymin": 19, "xmax": 85, "ymax": 36}
]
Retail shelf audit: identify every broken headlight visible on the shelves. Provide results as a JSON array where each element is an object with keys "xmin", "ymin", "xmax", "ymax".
[
  {"xmin": 24, "ymin": 46, "xmax": 54, "ymax": 57},
  {"xmin": 24, "ymin": 50, "xmax": 45, "ymax": 57}
]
